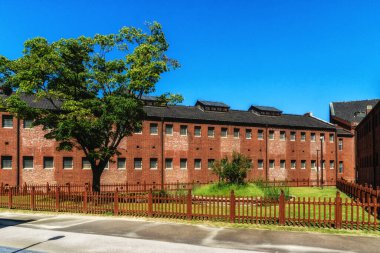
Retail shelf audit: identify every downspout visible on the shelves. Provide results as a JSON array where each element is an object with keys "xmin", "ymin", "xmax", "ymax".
[
  {"xmin": 16, "ymin": 118, "xmax": 20, "ymax": 187},
  {"xmin": 335, "ymin": 129, "xmax": 338, "ymax": 184},
  {"xmin": 372, "ymin": 115, "xmax": 376, "ymax": 187},
  {"xmin": 265, "ymin": 124, "xmax": 268, "ymax": 182},
  {"xmin": 160, "ymin": 117, "xmax": 164, "ymax": 189}
]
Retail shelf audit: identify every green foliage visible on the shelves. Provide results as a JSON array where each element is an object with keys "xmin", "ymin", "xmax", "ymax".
[
  {"xmin": 0, "ymin": 22, "xmax": 181, "ymax": 191},
  {"xmin": 212, "ymin": 152, "xmax": 251, "ymax": 184},
  {"xmin": 193, "ymin": 183, "xmax": 263, "ymax": 197},
  {"xmin": 262, "ymin": 186, "xmax": 290, "ymax": 200}
]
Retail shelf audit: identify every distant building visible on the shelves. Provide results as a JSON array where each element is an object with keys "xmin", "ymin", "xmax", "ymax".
[
  {"xmin": 329, "ymin": 99, "xmax": 380, "ymax": 182},
  {"xmin": 356, "ymin": 101, "xmax": 380, "ymax": 187},
  {"xmin": 0, "ymin": 94, "xmax": 355, "ymax": 186}
]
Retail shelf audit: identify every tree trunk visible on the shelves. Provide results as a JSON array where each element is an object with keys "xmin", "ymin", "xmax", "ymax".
[{"xmin": 92, "ymin": 168, "xmax": 102, "ymax": 193}]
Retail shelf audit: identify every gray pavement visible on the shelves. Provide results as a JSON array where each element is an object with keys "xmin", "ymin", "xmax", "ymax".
[{"xmin": 0, "ymin": 212, "xmax": 379, "ymax": 253}]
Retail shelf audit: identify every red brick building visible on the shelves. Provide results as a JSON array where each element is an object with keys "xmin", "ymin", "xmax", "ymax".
[
  {"xmin": 0, "ymin": 97, "xmax": 355, "ymax": 186},
  {"xmin": 329, "ymin": 99, "xmax": 379, "ymax": 181},
  {"xmin": 356, "ymin": 101, "xmax": 380, "ymax": 187}
]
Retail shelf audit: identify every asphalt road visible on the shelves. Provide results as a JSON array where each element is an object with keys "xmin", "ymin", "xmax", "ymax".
[{"xmin": 0, "ymin": 212, "xmax": 379, "ymax": 253}]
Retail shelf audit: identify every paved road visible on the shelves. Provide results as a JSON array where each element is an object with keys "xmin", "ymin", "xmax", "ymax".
[{"xmin": 0, "ymin": 212, "xmax": 379, "ymax": 253}]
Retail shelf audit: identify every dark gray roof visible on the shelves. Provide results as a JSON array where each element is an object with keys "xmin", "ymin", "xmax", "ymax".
[
  {"xmin": 144, "ymin": 105, "xmax": 335, "ymax": 130},
  {"xmin": 0, "ymin": 93, "xmax": 62, "ymax": 110},
  {"xmin": 196, "ymin": 100, "xmax": 230, "ymax": 108},
  {"xmin": 141, "ymin": 95, "xmax": 158, "ymax": 101},
  {"xmin": 250, "ymin": 105, "xmax": 282, "ymax": 113},
  {"xmin": 336, "ymin": 127, "xmax": 354, "ymax": 137},
  {"xmin": 330, "ymin": 99, "xmax": 380, "ymax": 123}
]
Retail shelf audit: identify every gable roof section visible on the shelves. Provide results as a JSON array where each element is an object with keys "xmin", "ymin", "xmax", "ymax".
[
  {"xmin": 249, "ymin": 105, "xmax": 282, "ymax": 113},
  {"xmin": 195, "ymin": 100, "xmax": 230, "ymax": 108},
  {"xmin": 330, "ymin": 99, "xmax": 380, "ymax": 124},
  {"xmin": 0, "ymin": 93, "xmax": 62, "ymax": 110},
  {"xmin": 144, "ymin": 105, "xmax": 335, "ymax": 130}
]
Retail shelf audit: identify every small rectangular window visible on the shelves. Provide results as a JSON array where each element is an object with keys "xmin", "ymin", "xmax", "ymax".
[
  {"xmin": 269, "ymin": 130, "xmax": 274, "ymax": 140},
  {"xmin": 2, "ymin": 115, "xmax": 13, "ymax": 128},
  {"xmin": 150, "ymin": 123, "xmax": 158, "ymax": 135},
  {"xmin": 245, "ymin": 129, "xmax": 252, "ymax": 139},
  {"xmin": 208, "ymin": 127, "xmax": 215, "ymax": 137},
  {"xmin": 23, "ymin": 119, "xmax": 33, "ymax": 128},
  {"xmin": 311, "ymin": 133, "xmax": 316, "ymax": 142},
  {"xmin": 233, "ymin": 128, "xmax": 240, "ymax": 138},
  {"xmin": 1, "ymin": 156, "xmax": 12, "ymax": 169},
  {"xmin": 330, "ymin": 160, "xmax": 335, "ymax": 170},
  {"xmin": 165, "ymin": 124, "xmax": 173, "ymax": 135},
  {"xmin": 291, "ymin": 160, "xmax": 296, "ymax": 169},
  {"xmin": 104, "ymin": 161, "xmax": 109, "ymax": 170},
  {"xmin": 301, "ymin": 160, "xmax": 306, "ymax": 169},
  {"xmin": 82, "ymin": 157, "xmax": 91, "ymax": 170},
  {"xmin": 221, "ymin": 128, "xmax": 228, "ymax": 138},
  {"xmin": 290, "ymin": 132, "xmax": 296, "ymax": 141},
  {"xmin": 280, "ymin": 131, "xmax": 286, "ymax": 140},
  {"xmin": 311, "ymin": 160, "xmax": 316, "ymax": 170},
  {"xmin": 23, "ymin": 156, "xmax": 34, "ymax": 169},
  {"xmin": 258, "ymin": 160, "xmax": 263, "ymax": 170},
  {"xmin": 180, "ymin": 125, "xmax": 188, "ymax": 136},
  {"xmin": 339, "ymin": 161, "xmax": 343, "ymax": 173},
  {"xmin": 338, "ymin": 139, "xmax": 343, "ymax": 151},
  {"xmin": 44, "ymin": 157, "xmax": 54, "ymax": 169},
  {"xmin": 180, "ymin": 159, "xmax": 187, "ymax": 169},
  {"xmin": 322, "ymin": 160, "xmax": 325, "ymax": 169},
  {"xmin": 117, "ymin": 158, "xmax": 126, "ymax": 170},
  {"xmin": 320, "ymin": 133, "xmax": 325, "ymax": 142},
  {"xmin": 165, "ymin": 158, "xmax": 173, "ymax": 169},
  {"xmin": 194, "ymin": 159, "xmax": 201, "ymax": 170},
  {"xmin": 329, "ymin": 134, "xmax": 334, "ymax": 143},
  {"xmin": 150, "ymin": 158, "xmax": 158, "ymax": 170},
  {"xmin": 194, "ymin": 126, "xmax": 201, "ymax": 137},
  {"xmin": 63, "ymin": 157, "xmax": 73, "ymax": 170},
  {"xmin": 134, "ymin": 158, "xmax": 142, "ymax": 170},
  {"xmin": 258, "ymin": 130, "xmax": 264, "ymax": 140},
  {"xmin": 134, "ymin": 128, "xmax": 142, "ymax": 134},
  {"xmin": 208, "ymin": 159, "xmax": 215, "ymax": 169},
  {"xmin": 269, "ymin": 160, "xmax": 275, "ymax": 169},
  {"xmin": 301, "ymin": 132, "xmax": 306, "ymax": 141},
  {"xmin": 280, "ymin": 160, "xmax": 285, "ymax": 169}
]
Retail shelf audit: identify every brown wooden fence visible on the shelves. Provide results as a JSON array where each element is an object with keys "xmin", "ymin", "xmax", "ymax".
[
  {"xmin": 337, "ymin": 179, "xmax": 380, "ymax": 204},
  {"xmin": 0, "ymin": 186, "xmax": 378, "ymax": 231}
]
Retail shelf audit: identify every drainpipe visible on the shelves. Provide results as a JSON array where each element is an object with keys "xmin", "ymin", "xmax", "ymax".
[
  {"xmin": 265, "ymin": 124, "xmax": 268, "ymax": 182},
  {"xmin": 160, "ymin": 117, "xmax": 164, "ymax": 189},
  {"xmin": 16, "ymin": 118, "xmax": 20, "ymax": 187},
  {"xmin": 335, "ymin": 128, "xmax": 338, "ymax": 184}
]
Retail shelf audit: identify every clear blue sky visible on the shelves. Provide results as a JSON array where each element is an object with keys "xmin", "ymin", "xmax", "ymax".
[{"xmin": 1, "ymin": 0, "xmax": 379, "ymax": 120}]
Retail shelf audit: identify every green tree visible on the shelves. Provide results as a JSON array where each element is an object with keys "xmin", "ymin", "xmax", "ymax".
[
  {"xmin": 0, "ymin": 22, "xmax": 182, "ymax": 192},
  {"xmin": 212, "ymin": 152, "xmax": 251, "ymax": 184}
]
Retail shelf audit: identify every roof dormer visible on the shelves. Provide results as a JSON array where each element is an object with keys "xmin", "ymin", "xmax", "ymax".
[
  {"xmin": 195, "ymin": 100, "xmax": 230, "ymax": 112},
  {"xmin": 249, "ymin": 105, "xmax": 282, "ymax": 116}
]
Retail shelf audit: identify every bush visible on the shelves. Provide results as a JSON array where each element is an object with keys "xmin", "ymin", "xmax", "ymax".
[
  {"xmin": 262, "ymin": 186, "xmax": 290, "ymax": 200},
  {"xmin": 212, "ymin": 152, "xmax": 251, "ymax": 184}
]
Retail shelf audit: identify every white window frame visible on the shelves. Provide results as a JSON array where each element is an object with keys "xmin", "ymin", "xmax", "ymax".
[
  {"xmin": 82, "ymin": 157, "xmax": 91, "ymax": 170},
  {"xmin": 301, "ymin": 160, "xmax": 306, "ymax": 170},
  {"xmin": 269, "ymin": 130, "xmax": 274, "ymax": 140},
  {"xmin": 233, "ymin": 128, "xmax": 240, "ymax": 138},
  {"xmin": 245, "ymin": 129, "xmax": 252, "ymax": 139},
  {"xmin": 117, "ymin": 158, "xmax": 126, "ymax": 170},
  {"xmin": 330, "ymin": 160, "xmax": 335, "ymax": 170},
  {"xmin": 150, "ymin": 158, "xmax": 158, "ymax": 170},
  {"xmin": 208, "ymin": 127, "xmax": 215, "ymax": 138},
  {"xmin": 258, "ymin": 130, "xmax": 264, "ymax": 140},
  {"xmin": 134, "ymin": 158, "xmax": 143, "ymax": 170},
  {"xmin": 290, "ymin": 132, "xmax": 296, "ymax": 141},
  {"xmin": 43, "ymin": 157, "xmax": 54, "ymax": 170},
  {"xmin": 194, "ymin": 126, "xmax": 201, "ymax": 137},
  {"xmin": 165, "ymin": 158, "xmax": 173, "ymax": 170},
  {"xmin": 311, "ymin": 133, "xmax": 316, "ymax": 142},
  {"xmin": 180, "ymin": 159, "xmax": 187, "ymax": 170},
  {"xmin": 150, "ymin": 123, "xmax": 158, "ymax": 135},
  {"xmin": 63, "ymin": 157, "xmax": 73, "ymax": 170},
  {"xmin": 291, "ymin": 160, "xmax": 296, "ymax": 170},
  {"xmin": 301, "ymin": 132, "xmax": 306, "ymax": 142},
  {"xmin": 194, "ymin": 159, "xmax": 202, "ymax": 170},
  {"xmin": 280, "ymin": 160, "xmax": 286, "ymax": 169},
  {"xmin": 221, "ymin": 128, "xmax": 228, "ymax": 138},
  {"xmin": 269, "ymin": 160, "xmax": 275, "ymax": 169},
  {"xmin": 1, "ymin": 156, "xmax": 12, "ymax": 170},
  {"xmin": 165, "ymin": 124, "xmax": 173, "ymax": 135},
  {"xmin": 258, "ymin": 160, "xmax": 263, "ymax": 170},
  {"xmin": 208, "ymin": 159, "xmax": 215, "ymax": 170},
  {"xmin": 180, "ymin": 125, "xmax": 188, "ymax": 136}
]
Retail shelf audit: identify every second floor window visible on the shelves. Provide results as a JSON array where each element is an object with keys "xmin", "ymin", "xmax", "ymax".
[
  {"xmin": 63, "ymin": 157, "xmax": 73, "ymax": 170},
  {"xmin": 165, "ymin": 124, "xmax": 173, "ymax": 135},
  {"xmin": 208, "ymin": 127, "xmax": 215, "ymax": 137},
  {"xmin": 150, "ymin": 158, "xmax": 158, "ymax": 170},
  {"xmin": 280, "ymin": 131, "xmax": 286, "ymax": 140},
  {"xmin": 1, "ymin": 156, "xmax": 12, "ymax": 169},
  {"xmin": 134, "ymin": 158, "xmax": 142, "ymax": 170},
  {"xmin": 338, "ymin": 139, "xmax": 343, "ymax": 151},
  {"xmin": 194, "ymin": 159, "xmax": 201, "ymax": 170},
  {"xmin": 221, "ymin": 128, "xmax": 228, "ymax": 137},
  {"xmin": 82, "ymin": 158, "xmax": 91, "ymax": 170},
  {"xmin": 269, "ymin": 130, "xmax": 274, "ymax": 140},
  {"xmin": 194, "ymin": 126, "xmax": 201, "ymax": 137},
  {"xmin": 150, "ymin": 123, "xmax": 158, "ymax": 135},
  {"xmin": 2, "ymin": 115, "xmax": 13, "ymax": 128},
  {"xmin": 233, "ymin": 128, "xmax": 240, "ymax": 138},
  {"xmin": 258, "ymin": 130, "xmax": 264, "ymax": 140},
  {"xmin": 301, "ymin": 132, "xmax": 306, "ymax": 141},
  {"xmin": 44, "ymin": 157, "xmax": 54, "ymax": 169},
  {"xmin": 290, "ymin": 132, "xmax": 296, "ymax": 141},
  {"xmin": 245, "ymin": 129, "xmax": 252, "ymax": 139},
  {"xmin": 180, "ymin": 125, "xmax": 188, "ymax": 136},
  {"xmin": 311, "ymin": 133, "xmax": 316, "ymax": 142}
]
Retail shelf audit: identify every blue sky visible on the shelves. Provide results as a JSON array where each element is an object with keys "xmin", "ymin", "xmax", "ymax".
[{"xmin": 1, "ymin": 0, "xmax": 379, "ymax": 120}]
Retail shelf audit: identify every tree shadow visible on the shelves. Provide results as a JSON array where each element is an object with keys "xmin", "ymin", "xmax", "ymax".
[{"xmin": 11, "ymin": 236, "xmax": 65, "ymax": 253}]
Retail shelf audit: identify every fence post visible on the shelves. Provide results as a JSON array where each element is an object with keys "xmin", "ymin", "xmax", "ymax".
[
  {"xmin": 230, "ymin": 190, "xmax": 236, "ymax": 223},
  {"xmin": 373, "ymin": 195, "xmax": 378, "ymax": 230},
  {"xmin": 23, "ymin": 182, "xmax": 27, "ymax": 194},
  {"xmin": 148, "ymin": 188, "xmax": 153, "ymax": 217},
  {"xmin": 114, "ymin": 188, "xmax": 119, "ymax": 216},
  {"xmin": 186, "ymin": 189, "xmax": 192, "ymax": 220},
  {"xmin": 144, "ymin": 181, "xmax": 147, "ymax": 192},
  {"xmin": 83, "ymin": 190, "xmax": 88, "ymax": 214},
  {"xmin": 8, "ymin": 187, "xmax": 13, "ymax": 209},
  {"xmin": 46, "ymin": 182, "xmax": 50, "ymax": 193},
  {"xmin": 30, "ymin": 186, "xmax": 35, "ymax": 211},
  {"xmin": 335, "ymin": 191, "xmax": 342, "ymax": 229},
  {"xmin": 55, "ymin": 186, "xmax": 60, "ymax": 212},
  {"xmin": 279, "ymin": 190, "xmax": 285, "ymax": 225}
]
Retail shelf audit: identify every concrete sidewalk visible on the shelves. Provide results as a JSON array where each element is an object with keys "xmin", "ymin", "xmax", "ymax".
[{"xmin": 0, "ymin": 212, "xmax": 379, "ymax": 253}]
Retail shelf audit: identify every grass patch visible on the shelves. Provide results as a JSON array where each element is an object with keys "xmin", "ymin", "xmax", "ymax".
[{"xmin": 192, "ymin": 183, "xmax": 262, "ymax": 197}]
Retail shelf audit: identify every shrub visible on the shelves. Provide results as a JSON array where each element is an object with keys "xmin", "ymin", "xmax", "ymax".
[{"xmin": 212, "ymin": 152, "xmax": 251, "ymax": 184}]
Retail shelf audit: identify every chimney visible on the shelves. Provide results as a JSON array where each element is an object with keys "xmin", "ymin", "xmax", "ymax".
[
  {"xmin": 366, "ymin": 105, "xmax": 373, "ymax": 114},
  {"xmin": 304, "ymin": 112, "xmax": 313, "ymax": 117}
]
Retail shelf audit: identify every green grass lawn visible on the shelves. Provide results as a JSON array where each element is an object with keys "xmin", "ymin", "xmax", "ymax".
[{"xmin": 193, "ymin": 183, "xmax": 349, "ymax": 199}]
